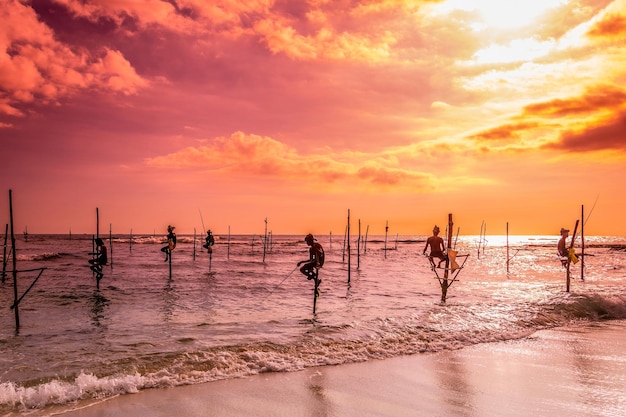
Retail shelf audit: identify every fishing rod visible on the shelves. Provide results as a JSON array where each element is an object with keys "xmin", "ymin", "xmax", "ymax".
[
  {"xmin": 198, "ymin": 209, "xmax": 206, "ymax": 234},
  {"xmin": 266, "ymin": 265, "xmax": 299, "ymax": 297}
]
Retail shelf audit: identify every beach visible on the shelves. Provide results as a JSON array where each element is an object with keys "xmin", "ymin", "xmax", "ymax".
[{"xmin": 45, "ymin": 319, "xmax": 626, "ymax": 417}]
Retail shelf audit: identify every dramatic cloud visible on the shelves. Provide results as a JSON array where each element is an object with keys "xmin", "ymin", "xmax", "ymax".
[{"xmin": 0, "ymin": 0, "xmax": 148, "ymax": 116}]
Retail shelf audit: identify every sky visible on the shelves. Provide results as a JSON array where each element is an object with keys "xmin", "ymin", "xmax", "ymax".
[{"xmin": 1, "ymin": 0, "xmax": 626, "ymax": 237}]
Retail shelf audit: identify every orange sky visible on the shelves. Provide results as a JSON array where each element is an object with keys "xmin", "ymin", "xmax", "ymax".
[{"xmin": 1, "ymin": 0, "xmax": 626, "ymax": 236}]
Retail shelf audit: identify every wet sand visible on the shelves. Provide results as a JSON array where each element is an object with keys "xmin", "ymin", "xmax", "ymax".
[{"xmin": 52, "ymin": 320, "xmax": 626, "ymax": 417}]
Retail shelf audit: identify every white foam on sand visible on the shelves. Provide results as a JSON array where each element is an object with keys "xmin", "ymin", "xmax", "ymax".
[{"xmin": 40, "ymin": 320, "xmax": 626, "ymax": 417}]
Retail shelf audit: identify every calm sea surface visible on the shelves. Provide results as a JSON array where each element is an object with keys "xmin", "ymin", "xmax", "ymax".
[{"xmin": 1, "ymin": 233, "xmax": 625, "ymax": 414}]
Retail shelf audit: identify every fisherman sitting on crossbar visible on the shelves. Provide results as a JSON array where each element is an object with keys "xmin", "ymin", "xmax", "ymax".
[{"xmin": 423, "ymin": 225, "xmax": 447, "ymax": 268}]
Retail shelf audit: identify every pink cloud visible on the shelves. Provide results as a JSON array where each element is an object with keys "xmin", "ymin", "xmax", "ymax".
[
  {"xmin": 146, "ymin": 131, "xmax": 434, "ymax": 190},
  {"xmin": 0, "ymin": 0, "xmax": 148, "ymax": 116}
]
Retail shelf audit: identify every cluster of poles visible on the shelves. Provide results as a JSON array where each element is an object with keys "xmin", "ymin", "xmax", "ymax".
[{"xmin": 2, "ymin": 187, "xmax": 595, "ymax": 330}]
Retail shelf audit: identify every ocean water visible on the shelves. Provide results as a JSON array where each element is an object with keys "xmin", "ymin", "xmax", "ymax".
[{"xmin": 0, "ymin": 233, "xmax": 625, "ymax": 415}]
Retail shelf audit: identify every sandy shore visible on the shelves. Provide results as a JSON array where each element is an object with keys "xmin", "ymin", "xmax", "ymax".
[{"xmin": 49, "ymin": 320, "xmax": 626, "ymax": 417}]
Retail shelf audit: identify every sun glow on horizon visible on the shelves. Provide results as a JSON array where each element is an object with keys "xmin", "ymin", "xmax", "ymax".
[{"xmin": 435, "ymin": 0, "xmax": 567, "ymax": 29}]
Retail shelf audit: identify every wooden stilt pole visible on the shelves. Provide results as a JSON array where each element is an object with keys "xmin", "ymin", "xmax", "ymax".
[
  {"xmin": 109, "ymin": 223, "xmax": 113, "ymax": 268},
  {"xmin": 342, "ymin": 225, "xmax": 347, "ymax": 262},
  {"xmin": 441, "ymin": 213, "xmax": 453, "ymax": 303},
  {"xmin": 9, "ymin": 190, "xmax": 19, "ymax": 329},
  {"xmin": 506, "ymin": 222, "xmax": 510, "ymax": 274},
  {"xmin": 313, "ymin": 269, "xmax": 320, "ymax": 315},
  {"xmin": 347, "ymin": 209, "xmax": 351, "ymax": 284},
  {"xmin": 357, "ymin": 219, "xmax": 361, "ymax": 270},
  {"xmin": 262, "ymin": 218, "xmax": 268, "ymax": 263},
  {"xmin": 169, "ymin": 247, "xmax": 172, "ymax": 280},
  {"xmin": 364, "ymin": 225, "xmax": 369, "ymax": 253},
  {"xmin": 566, "ymin": 219, "xmax": 580, "ymax": 293},
  {"xmin": 227, "ymin": 225, "xmax": 231, "ymax": 260},
  {"xmin": 2, "ymin": 223, "xmax": 8, "ymax": 283},
  {"xmin": 581, "ymin": 205, "xmax": 585, "ymax": 282},
  {"xmin": 193, "ymin": 228, "xmax": 196, "ymax": 261},
  {"xmin": 384, "ymin": 220, "xmax": 388, "ymax": 259}
]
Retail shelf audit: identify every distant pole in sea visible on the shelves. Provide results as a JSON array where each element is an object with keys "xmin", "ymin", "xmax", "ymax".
[
  {"xmin": 384, "ymin": 220, "xmax": 388, "ymax": 259},
  {"xmin": 109, "ymin": 223, "xmax": 113, "ymax": 268},
  {"xmin": 506, "ymin": 222, "xmax": 510, "ymax": 274},
  {"xmin": 227, "ymin": 225, "xmax": 231, "ymax": 260},
  {"xmin": 130, "ymin": 229, "xmax": 133, "ymax": 253},
  {"xmin": 193, "ymin": 228, "xmax": 197, "ymax": 261},
  {"xmin": 329, "ymin": 231, "xmax": 332, "ymax": 251},
  {"xmin": 581, "ymin": 205, "xmax": 585, "ymax": 282},
  {"xmin": 9, "ymin": 190, "xmax": 19, "ymax": 329},
  {"xmin": 357, "ymin": 219, "xmax": 361, "ymax": 270},
  {"xmin": 347, "ymin": 209, "xmax": 351, "ymax": 284},
  {"xmin": 262, "ymin": 218, "xmax": 268, "ymax": 263},
  {"xmin": 342, "ymin": 225, "xmax": 347, "ymax": 262},
  {"xmin": 363, "ymin": 224, "xmax": 370, "ymax": 253}
]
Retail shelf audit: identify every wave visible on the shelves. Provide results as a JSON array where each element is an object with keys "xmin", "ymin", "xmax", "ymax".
[
  {"xmin": 15, "ymin": 252, "xmax": 64, "ymax": 261},
  {"xmin": 2, "ymin": 292, "xmax": 625, "ymax": 414}
]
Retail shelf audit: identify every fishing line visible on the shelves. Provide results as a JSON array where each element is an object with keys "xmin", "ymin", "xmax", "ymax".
[
  {"xmin": 583, "ymin": 193, "xmax": 599, "ymax": 226},
  {"xmin": 266, "ymin": 265, "xmax": 299, "ymax": 297}
]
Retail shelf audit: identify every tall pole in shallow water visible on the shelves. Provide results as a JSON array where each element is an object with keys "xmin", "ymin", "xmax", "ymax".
[
  {"xmin": 506, "ymin": 222, "xmax": 510, "ymax": 274},
  {"xmin": 440, "ymin": 213, "xmax": 453, "ymax": 303},
  {"xmin": 566, "ymin": 219, "xmax": 580, "ymax": 293},
  {"xmin": 581, "ymin": 205, "xmax": 585, "ymax": 282},
  {"xmin": 9, "ymin": 190, "xmax": 19, "ymax": 329},
  {"xmin": 347, "ymin": 209, "xmax": 351, "ymax": 284},
  {"xmin": 2, "ymin": 223, "xmax": 8, "ymax": 283}
]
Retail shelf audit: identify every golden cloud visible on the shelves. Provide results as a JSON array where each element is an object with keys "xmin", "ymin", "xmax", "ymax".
[{"xmin": 146, "ymin": 131, "xmax": 435, "ymax": 191}]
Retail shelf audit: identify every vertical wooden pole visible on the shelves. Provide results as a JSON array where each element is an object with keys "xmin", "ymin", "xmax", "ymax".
[
  {"xmin": 329, "ymin": 231, "xmax": 332, "ymax": 251},
  {"xmin": 9, "ymin": 190, "xmax": 19, "ymax": 329},
  {"xmin": 96, "ymin": 208, "xmax": 99, "ymax": 239},
  {"xmin": 193, "ymin": 228, "xmax": 196, "ymax": 261},
  {"xmin": 357, "ymin": 219, "xmax": 361, "ymax": 270},
  {"xmin": 2, "ymin": 223, "xmax": 8, "ymax": 283},
  {"xmin": 441, "ymin": 213, "xmax": 453, "ymax": 303},
  {"xmin": 384, "ymin": 220, "xmax": 388, "ymax": 259},
  {"xmin": 313, "ymin": 269, "xmax": 319, "ymax": 315},
  {"xmin": 581, "ymin": 205, "xmax": 585, "ymax": 282},
  {"xmin": 109, "ymin": 223, "xmax": 113, "ymax": 267},
  {"xmin": 566, "ymin": 219, "xmax": 580, "ymax": 293},
  {"xmin": 342, "ymin": 225, "xmax": 347, "ymax": 262},
  {"xmin": 364, "ymin": 225, "xmax": 369, "ymax": 253},
  {"xmin": 169, "ymin": 246, "xmax": 173, "ymax": 280},
  {"xmin": 227, "ymin": 225, "xmax": 231, "ymax": 260},
  {"xmin": 506, "ymin": 222, "xmax": 510, "ymax": 274},
  {"xmin": 130, "ymin": 229, "xmax": 133, "ymax": 253},
  {"xmin": 263, "ymin": 218, "xmax": 268, "ymax": 263},
  {"xmin": 347, "ymin": 209, "xmax": 351, "ymax": 284}
]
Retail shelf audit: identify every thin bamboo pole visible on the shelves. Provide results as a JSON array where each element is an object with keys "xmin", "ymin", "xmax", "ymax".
[
  {"xmin": 357, "ymin": 219, "xmax": 361, "ymax": 270},
  {"xmin": 384, "ymin": 220, "xmax": 388, "ymax": 259},
  {"xmin": 566, "ymin": 219, "xmax": 580, "ymax": 293},
  {"xmin": 506, "ymin": 222, "xmax": 510, "ymax": 274},
  {"xmin": 581, "ymin": 205, "xmax": 585, "ymax": 282},
  {"xmin": 2, "ymin": 223, "xmax": 8, "ymax": 283},
  {"xmin": 10, "ymin": 190, "xmax": 19, "ymax": 329},
  {"xmin": 347, "ymin": 209, "xmax": 351, "ymax": 284}
]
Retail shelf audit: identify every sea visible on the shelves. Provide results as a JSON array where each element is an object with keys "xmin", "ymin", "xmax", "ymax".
[{"xmin": 0, "ymin": 233, "xmax": 625, "ymax": 415}]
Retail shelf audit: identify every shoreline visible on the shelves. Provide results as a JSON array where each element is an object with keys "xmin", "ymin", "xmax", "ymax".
[{"xmin": 32, "ymin": 319, "xmax": 626, "ymax": 417}]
